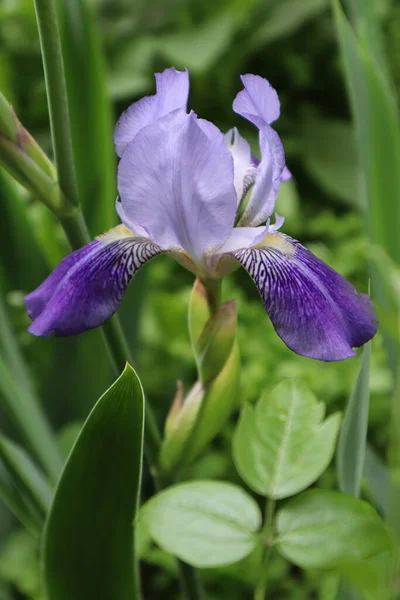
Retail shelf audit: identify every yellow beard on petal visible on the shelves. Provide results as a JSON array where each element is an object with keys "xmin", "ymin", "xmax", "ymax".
[
  {"xmin": 96, "ymin": 224, "xmax": 136, "ymax": 243},
  {"xmin": 256, "ymin": 233, "xmax": 295, "ymax": 257}
]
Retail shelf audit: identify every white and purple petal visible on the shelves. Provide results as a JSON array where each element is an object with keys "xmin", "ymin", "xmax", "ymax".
[
  {"xmin": 224, "ymin": 128, "xmax": 257, "ymax": 203},
  {"xmin": 114, "ymin": 67, "xmax": 189, "ymax": 157},
  {"xmin": 238, "ymin": 125, "xmax": 285, "ymax": 227},
  {"xmin": 25, "ymin": 226, "xmax": 162, "ymax": 336},
  {"xmin": 233, "ymin": 234, "xmax": 377, "ymax": 361},
  {"xmin": 118, "ymin": 111, "xmax": 237, "ymax": 261}
]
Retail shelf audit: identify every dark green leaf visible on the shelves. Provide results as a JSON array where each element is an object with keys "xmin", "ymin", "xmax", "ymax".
[{"xmin": 43, "ymin": 364, "xmax": 144, "ymax": 600}]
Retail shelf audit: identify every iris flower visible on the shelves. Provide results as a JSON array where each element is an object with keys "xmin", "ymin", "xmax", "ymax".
[{"xmin": 25, "ymin": 68, "xmax": 377, "ymax": 361}]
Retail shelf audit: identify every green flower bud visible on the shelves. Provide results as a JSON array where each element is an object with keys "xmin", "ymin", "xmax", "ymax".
[{"xmin": 0, "ymin": 92, "xmax": 71, "ymax": 216}]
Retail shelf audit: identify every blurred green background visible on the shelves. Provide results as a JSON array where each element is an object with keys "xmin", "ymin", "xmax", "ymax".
[{"xmin": 0, "ymin": 0, "xmax": 398, "ymax": 597}]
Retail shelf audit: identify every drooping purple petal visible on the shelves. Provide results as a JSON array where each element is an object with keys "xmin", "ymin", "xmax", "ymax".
[
  {"xmin": 114, "ymin": 67, "xmax": 189, "ymax": 157},
  {"xmin": 233, "ymin": 234, "xmax": 377, "ymax": 361},
  {"xmin": 238, "ymin": 125, "xmax": 285, "ymax": 227},
  {"xmin": 118, "ymin": 111, "xmax": 237, "ymax": 261},
  {"xmin": 25, "ymin": 227, "xmax": 162, "ymax": 336},
  {"xmin": 233, "ymin": 74, "xmax": 280, "ymax": 128},
  {"xmin": 224, "ymin": 128, "xmax": 257, "ymax": 204}
]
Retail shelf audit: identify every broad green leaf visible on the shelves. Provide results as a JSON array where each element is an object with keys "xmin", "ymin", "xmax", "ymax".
[
  {"xmin": 142, "ymin": 481, "xmax": 262, "ymax": 568},
  {"xmin": 56, "ymin": 0, "xmax": 116, "ymax": 234},
  {"xmin": 43, "ymin": 364, "xmax": 144, "ymax": 600},
  {"xmin": 0, "ymin": 435, "xmax": 52, "ymax": 520},
  {"xmin": 276, "ymin": 489, "xmax": 392, "ymax": 569},
  {"xmin": 233, "ymin": 379, "xmax": 341, "ymax": 499},
  {"xmin": 337, "ymin": 343, "xmax": 370, "ymax": 497}
]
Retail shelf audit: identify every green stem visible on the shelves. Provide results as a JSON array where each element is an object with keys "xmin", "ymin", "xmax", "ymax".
[
  {"xmin": 33, "ymin": 0, "xmax": 79, "ymax": 208},
  {"xmin": 254, "ymin": 498, "xmax": 276, "ymax": 600},
  {"xmin": 177, "ymin": 559, "xmax": 204, "ymax": 600},
  {"xmin": 33, "ymin": 2, "xmax": 202, "ymax": 596}
]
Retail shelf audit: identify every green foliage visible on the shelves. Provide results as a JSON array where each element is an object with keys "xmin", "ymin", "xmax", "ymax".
[
  {"xmin": 141, "ymin": 481, "xmax": 262, "ymax": 568},
  {"xmin": 233, "ymin": 379, "xmax": 341, "ymax": 499},
  {"xmin": 337, "ymin": 343, "xmax": 371, "ymax": 497},
  {"xmin": 276, "ymin": 489, "xmax": 392, "ymax": 569},
  {"xmin": 43, "ymin": 364, "xmax": 144, "ymax": 600}
]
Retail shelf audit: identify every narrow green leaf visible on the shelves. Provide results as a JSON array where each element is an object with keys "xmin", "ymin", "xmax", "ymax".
[
  {"xmin": 337, "ymin": 343, "xmax": 371, "ymax": 497},
  {"xmin": 0, "ymin": 300, "xmax": 63, "ymax": 481},
  {"xmin": 43, "ymin": 364, "xmax": 144, "ymax": 600},
  {"xmin": 142, "ymin": 481, "xmax": 262, "ymax": 568},
  {"xmin": 334, "ymin": 0, "xmax": 400, "ymax": 265},
  {"xmin": 276, "ymin": 489, "xmax": 392, "ymax": 569},
  {"xmin": 233, "ymin": 379, "xmax": 341, "ymax": 499},
  {"xmin": 56, "ymin": 0, "xmax": 116, "ymax": 234},
  {"xmin": 0, "ymin": 462, "xmax": 42, "ymax": 537},
  {"xmin": 364, "ymin": 444, "xmax": 388, "ymax": 515},
  {"xmin": 0, "ymin": 435, "xmax": 52, "ymax": 519}
]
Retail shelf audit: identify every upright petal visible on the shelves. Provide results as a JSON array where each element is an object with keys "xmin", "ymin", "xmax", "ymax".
[
  {"xmin": 118, "ymin": 111, "xmax": 237, "ymax": 261},
  {"xmin": 224, "ymin": 128, "xmax": 258, "ymax": 203},
  {"xmin": 114, "ymin": 67, "xmax": 189, "ymax": 157},
  {"xmin": 233, "ymin": 74, "xmax": 280, "ymax": 127},
  {"xmin": 238, "ymin": 125, "xmax": 285, "ymax": 227},
  {"xmin": 233, "ymin": 234, "xmax": 377, "ymax": 361},
  {"xmin": 25, "ymin": 226, "xmax": 162, "ymax": 336}
]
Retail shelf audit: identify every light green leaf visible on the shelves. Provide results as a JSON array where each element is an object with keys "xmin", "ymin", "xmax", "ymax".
[
  {"xmin": 337, "ymin": 343, "xmax": 371, "ymax": 497},
  {"xmin": 276, "ymin": 489, "xmax": 392, "ymax": 569},
  {"xmin": 250, "ymin": 0, "xmax": 329, "ymax": 50},
  {"xmin": 142, "ymin": 481, "xmax": 262, "ymax": 568},
  {"xmin": 43, "ymin": 364, "xmax": 144, "ymax": 600},
  {"xmin": 300, "ymin": 119, "xmax": 363, "ymax": 208},
  {"xmin": 158, "ymin": 10, "xmax": 240, "ymax": 73},
  {"xmin": 233, "ymin": 379, "xmax": 341, "ymax": 499},
  {"xmin": 0, "ymin": 435, "xmax": 52, "ymax": 520}
]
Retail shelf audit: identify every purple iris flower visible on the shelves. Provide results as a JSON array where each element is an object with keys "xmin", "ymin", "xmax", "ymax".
[{"xmin": 25, "ymin": 68, "xmax": 377, "ymax": 361}]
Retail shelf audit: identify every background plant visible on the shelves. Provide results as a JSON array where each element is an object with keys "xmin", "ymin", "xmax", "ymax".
[{"xmin": 0, "ymin": 0, "xmax": 399, "ymax": 599}]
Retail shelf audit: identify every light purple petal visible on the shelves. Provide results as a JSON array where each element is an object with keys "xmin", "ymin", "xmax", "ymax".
[
  {"xmin": 116, "ymin": 197, "xmax": 148, "ymax": 238},
  {"xmin": 25, "ymin": 228, "xmax": 162, "ymax": 336},
  {"xmin": 114, "ymin": 67, "xmax": 189, "ymax": 157},
  {"xmin": 118, "ymin": 111, "xmax": 237, "ymax": 261},
  {"xmin": 233, "ymin": 234, "xmax": 377, "ymax": 361},
  {"xmin": 238, "ymin": 125, "xmax": 285, "ymax": 227},
  {"xmin": 233, "ymin": 74, "xmax": 280, "ymax": 127},
  {"xmin": 215, "ymin": 226, "xmax": 267, "ymax": 254},
  {"xmin": 280, "ymin": 165, "xmax": 292, "ymax": 182},
  {"xmin": 224, "ymin": 128, "xmax": 257, "ymax": 204}
]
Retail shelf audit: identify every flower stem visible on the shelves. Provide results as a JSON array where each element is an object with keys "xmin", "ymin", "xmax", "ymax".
[
  {"xmin": 33, "ymin": 0, "xmax": 79, "ymax": 209},
  {"xmin": 33, "ymin": 2, "xmax": 202, "ymax": 597},
  {"xmin": 254, "ymin": 498, "xmax": 276, "ymax": 600}
]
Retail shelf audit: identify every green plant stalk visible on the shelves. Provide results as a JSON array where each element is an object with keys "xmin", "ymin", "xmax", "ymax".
[
  {"xmin": 254, "ymin": 498, "xmax": 276, "ymax": 600},
  {"xmin": 33, "ymin": 0, "xmax": 79, "ymax": 208},
  {"xmin": 0, "ymin": 296, "xmax": 63, "ymax": 481},
  {"xmin": 33, "ymin": 0, "xmax": 201, "ymax": 596}
]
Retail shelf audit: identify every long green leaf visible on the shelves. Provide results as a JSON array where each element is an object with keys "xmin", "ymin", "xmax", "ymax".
[
  {"xmin": 56, "ymin": 0, "xmax": 116, "ymax": 235},
  {"xmin": 337, "ymin": 343, "xmax": 371, "ymax": 498},
  {"xmin": 0, "ymin": 296, "xmax": 63, "ymax": 481},
  {"xmin": 0, "ymin": 435, "xmax": 52, "ymax": 518},
  {"xmin": 43, "ymin": 364, "xmax": 144, "ymax": 600}
]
